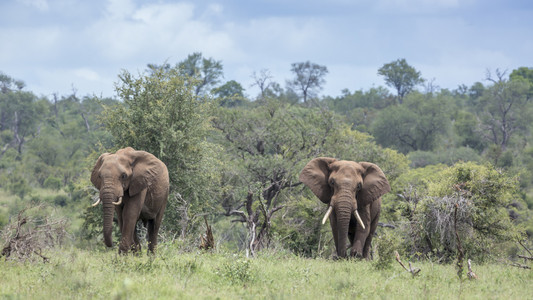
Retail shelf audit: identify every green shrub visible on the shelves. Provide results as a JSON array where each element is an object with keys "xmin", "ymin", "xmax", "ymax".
[
  {"xmin": 395, "ymin": 162, "xmax": 524, "ymax": 262},
  {"xmin": 216, "ymin": 258, "xmax": 255, "ymax": 285},
  {"xmin": 373, "ymin": 227, "xmax": 401, "ymax": 270},
  {"xmin": 43, "ymin": 176, "xmax": 62, "ymax": 190}
]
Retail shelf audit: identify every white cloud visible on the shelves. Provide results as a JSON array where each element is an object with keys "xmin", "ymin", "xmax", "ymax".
[{"xmin": 88, "ymin": 2, "xmax": 234, "ymax": 63}]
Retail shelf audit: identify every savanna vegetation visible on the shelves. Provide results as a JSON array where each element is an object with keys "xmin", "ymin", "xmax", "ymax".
[{"xmin": 1, "ymin": 56, "xmax": 532, "ymax": 298}]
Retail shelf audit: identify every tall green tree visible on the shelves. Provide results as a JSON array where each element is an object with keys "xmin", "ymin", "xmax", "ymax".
[
  {"xmin": 0, "ymin": 74, "xmax": 47, "ymax": 157},
  {"xmin": 148, "ymin": 53, "xmax": 224, "ymax": 97},
  {"xmin": 378, "ymin": 58, "xmax": 424, "ymax": 104},
  {"xmin": 370, "ymin": 92, "xmax": 450, "ymax": 153},
  {"xmin": 178, "ymin": 52, "xmax": 224, "ymax": 96},
  {"xmin": 101, "ymin": 66, "xmax": 221, "ymax": 236},
  {"xmin": 478, "ymin": 71, "xmax": 531, "ymax": 152},
  {"xmin": 510, "ymin": 67, "xmax": 533, "ymax": 99},
  {"xmin": 212, "ymin": 80, "xmax": 247, "ymax": 107},
  {"xmin": 287, "ymin": 61, "xmax": 328, "ymax": 104},
  {"xmin": 212, "ymin": 100, "xmax": 336, "ymax": 255}
]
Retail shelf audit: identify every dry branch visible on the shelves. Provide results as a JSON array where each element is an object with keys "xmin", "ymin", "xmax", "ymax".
[
  {"xmin": 1, "ymin": 207, "xmax": 67, "ymax": 262},
  {"xmin": 395, "ymin": 251, "xmax": 421, "ymax": 277},
  {"xmin": 518, "ymin": 240, "xmax": 532, "ymax": 256},
  {"xmin": 467, "ymin": 259, "xmax": 478, "ymax": 280},
  {"xmin": 199, "ymin": 216, "xmax": 215, "ymax": 251},
  {"xmin": 509, "ymin": 262, "xmax": 531, "ymax": 269},
  {"xmin": 454, "ymin": 203, "xmax": 465, "ymax": 279}
]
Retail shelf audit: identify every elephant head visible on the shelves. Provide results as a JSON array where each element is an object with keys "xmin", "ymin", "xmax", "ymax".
[
  {"xmin": 90, "ymin": 147, "xmax": 167, "ymax": 248},
  {"xmin": 299, "ymin": 157, "xmax": 390, "ymax": 258}
]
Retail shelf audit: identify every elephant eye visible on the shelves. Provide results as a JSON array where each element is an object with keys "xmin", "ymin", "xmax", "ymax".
[
  {"xmin": 329, "ymin": 178, "xmax": 335, "ymax": 186},
  {"xmin": 357, "ymin": 182, "xmax": 363, "ymax": 191},
  {"xmin": 121, "ymin": 173, "xmax": 127, "ymax": 180}
]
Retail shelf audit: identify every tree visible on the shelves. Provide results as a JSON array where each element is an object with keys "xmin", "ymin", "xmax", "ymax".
[
  {"xmin": 178, "ymin": 52, "xmax": 224, "ymax": 96},
  {"xmin": 212, "ymin": 100, "xmax": 339, "ymax": 255},
  {"xmin": 378, "ymin": 58, "xmax": 424, "ymax": 104},
  {"xmin": 287, "ymin": 61, "xmax": 328, "ymax": 104},
  {"xmin": 370, "ymin": 92, "xmax": 450, "ymax": 153},
  {"xmin": 251, "ymin": 69, "xmax": 274, "ymax": 101},
  {"xmin": 212, "ymin": 80, "xmax": 247, "ymax": 107},
  {"xmin": 147, "ymin": 53, "xmax": 224, "ymax": 97},
  {"xmin": 478, "ymin": 70, "xmax": 531, "ymax": 152},
  {"xmin": 510, "ymin": 67, "xmax": 533, "ymax": 99},
  {"xmin": 101, "ymin": 65, "xmax": 221, "ymax": 236},
  {"xmin": 0, "ymin": 75, "xmax": 47, "ymax": 157}
]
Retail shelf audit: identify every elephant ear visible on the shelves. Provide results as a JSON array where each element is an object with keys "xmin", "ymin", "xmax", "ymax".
[
  {"xmin": 129, "ymin": 149, "xmax": 164, "ymax": 196},
  {"xmin": 299, "ymin": 157, "xmax": 337, "ymax": 204},
  {"xmin": 91, "ymin": 153, "xmax": 110, "ymax": 189},
  {"xmin": 357, "ymin": 162, "xmax": 390, "ymax": 205}
]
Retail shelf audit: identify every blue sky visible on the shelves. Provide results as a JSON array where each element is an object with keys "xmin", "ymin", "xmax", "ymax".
[{"xmin": 1, "ymin": 0, "xmax": 532, "ymax": 99}]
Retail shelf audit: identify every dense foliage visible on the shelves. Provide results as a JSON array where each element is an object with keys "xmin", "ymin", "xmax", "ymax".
[{"xmin": 1, "ymin": 60, "xmax": 532, "ymax": 263}]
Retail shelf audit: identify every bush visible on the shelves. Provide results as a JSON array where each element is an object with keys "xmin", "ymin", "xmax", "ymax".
[
  {"xmin": 43, "ymin": 176, "xmax": 62, "ymax": 190},
  {"xmin": 217, "ymin": 258, "xmax": 256, "ymax": 285},
  {"xmin": 395, "ymin": 162, "xmax": 523, "ymax": 262},
  {"xmin": 373, "ymin": 228, "xmax": 401, "ymax": 269}
]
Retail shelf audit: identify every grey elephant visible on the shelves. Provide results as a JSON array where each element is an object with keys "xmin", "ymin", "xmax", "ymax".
[
  {"xmin": 299, "ymin": 157, "xmax": 390, "ymax": 259},
  {"xmin": 91, "ymin": 147, "xmax": 169, "ymax": 254}
]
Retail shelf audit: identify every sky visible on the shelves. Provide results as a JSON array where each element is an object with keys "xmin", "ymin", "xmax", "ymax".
[{"xmin": 1, "ymin": 0, "xmax": 532, "ymax": 99}]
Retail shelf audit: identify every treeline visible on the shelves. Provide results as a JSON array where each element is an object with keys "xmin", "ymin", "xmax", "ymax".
[{"xmin": 0, "ymin": 55, "xmax": 532, "ymax": 262}]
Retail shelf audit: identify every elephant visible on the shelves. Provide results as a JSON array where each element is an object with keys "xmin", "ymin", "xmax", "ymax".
[
  {"xmin": 90, "ymin": 147, "xmax": 169, "ymax": 254},
  {"xmin": 299, "ymin": 157, "xmax": 390, "ymax": 259}
]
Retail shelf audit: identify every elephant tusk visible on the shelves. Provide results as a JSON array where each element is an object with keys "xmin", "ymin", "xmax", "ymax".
[
  {"xmin": 322, "ymin": 206, "xmax": 333, "ymax": 225},
  {"xmin": 112, "ymin": 197, "xmax": 123, "ymax": 206},
  {"xmin": 91, "ymin": 198, "xmax": 101, "ymax": 207},
  {"xmin": 354, "ymin": 210, "xmax": 365, "ymax": 230}
]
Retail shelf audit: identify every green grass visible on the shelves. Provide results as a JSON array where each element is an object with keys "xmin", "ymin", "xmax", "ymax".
[{"xmin": 1, "ymin": 244, "xmax": 531, "ymax": 300}]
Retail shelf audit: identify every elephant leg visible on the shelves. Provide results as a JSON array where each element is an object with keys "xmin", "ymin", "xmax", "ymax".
[
  {"xmin": 362, "ymin": 214, "xmax": 379, "ymax": 259},
  {"xmin": 119, "ymin": 191, "xmax": 146, "ymax": 254},
  {"xmin": 351, "ymin": 205, "xmax": 371, "ymax": 258},
  {"xmin": 146, "ymin": 219, "xmax": 156, "ymax": 253},
  {"xmin": 115, "ymin": 205, "xmax": 123, "ymax": 234},
  {"xmin": 347, "ymin": 218, "xmax": 356, "ymax": 255},
  {"xmin": 363, "ymin": 203, "xmax": 381, "ymax": 259}
]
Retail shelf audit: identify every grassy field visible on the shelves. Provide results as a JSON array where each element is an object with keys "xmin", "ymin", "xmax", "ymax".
[{"xmin": 1, "ymin": 244, "xmax": 531, "ymax": 300}]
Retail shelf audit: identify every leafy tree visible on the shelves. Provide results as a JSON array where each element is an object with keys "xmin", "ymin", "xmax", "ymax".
[
  {"xmin": 148, "ymin": 53, "xmax": 224, "ymax": 97},
  {"xmin": 510, "ymin": 67, "xmax": 533, "ymax": 99},
  {"xmin": 0, "ymin": 77, "xmax": 47, "ymax": 157},
  {"xmin": 370, "ymin": 93, "xmax": 450, "ymax": 153},
  {"xmin": 178, "ymin": 52, "xmax": 224, "ymax": 96},
  {"xmin": 378, "ymin": 58, "xmax": 424, "ymax": 104},
  {"xmin": 324, "ymin": 87, "xmax": 393, "ymax": 131},
  {"xmin": 478, "ymin": 71, "xmax": 531, "ymax": 152},
  {"xmin": 453, "ymin": 111, "xmax": 486, "ymax": 152},
  {"xmin": 212, "ymin": 80, "xmax": 247, "ymax": 107},
  {"xmin": 212, "ymin": 100, "xmax": 336, "ymax": 255},
  {"xmin": 287, "ymin": 61, "xmax": 328, "ymax": 104},
  {"xmin": 101, "ymin": 65, "xmax": 221, "ymax": 236}
]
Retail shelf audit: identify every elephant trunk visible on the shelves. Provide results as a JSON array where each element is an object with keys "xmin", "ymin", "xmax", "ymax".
[
  {"xmin": 334, "ymin": 199, "xmax": 353, "ymax": 258},
  {"xmin": 101, "ymin": 192, "xmax": 115, "ymax": 248}
]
